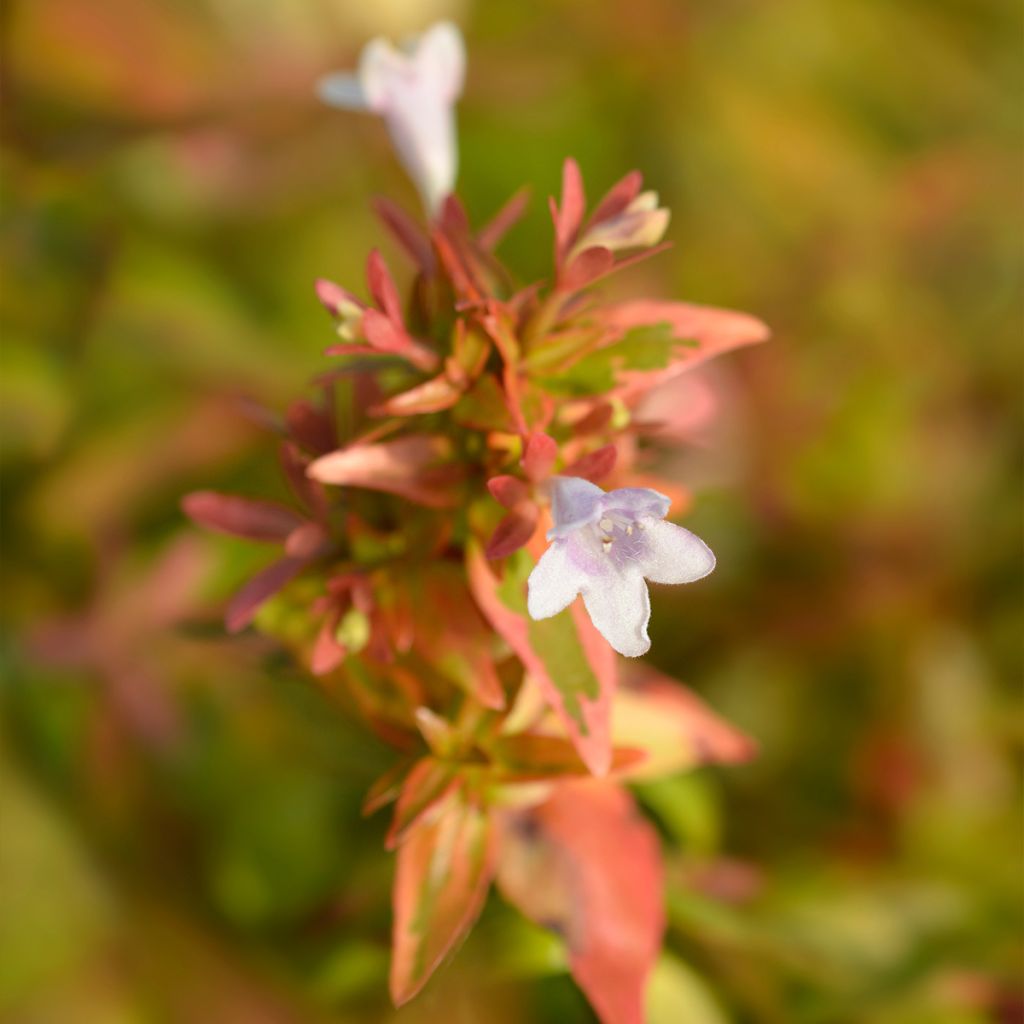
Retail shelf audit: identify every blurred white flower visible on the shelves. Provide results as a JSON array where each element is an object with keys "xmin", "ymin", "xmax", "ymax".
[
  {"xmin": 527, "ymin": 477, "xmax": 715, "ymax": 658},
  {"xmin": 318, "ymin": 21, "xmax": 465, "ymax": 215}
]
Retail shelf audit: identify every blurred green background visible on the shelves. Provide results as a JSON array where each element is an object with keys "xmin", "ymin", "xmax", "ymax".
[{"xmin": 2, "ymin": 1, "xmax": 1021, "ymax": 1021}]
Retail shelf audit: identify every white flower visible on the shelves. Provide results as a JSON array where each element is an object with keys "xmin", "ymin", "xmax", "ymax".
[
  {"xmin": 318, "ymin": 21, "xmax": 465, "ymax": 215},
  {"xmin": 527, "ymin": 477, "xmax": 715, "ymax": 657}
]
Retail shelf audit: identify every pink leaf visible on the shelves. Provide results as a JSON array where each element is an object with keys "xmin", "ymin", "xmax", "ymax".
[
  {"xmin": 225, "ymin": 556, "xmax": 308, "ymax": 633},
  {"xmin": 182, "ymin": 491, "xmax": 302, "ymax": 541},
  {"xmin": 284, "ymin": 520, "xmax": 331, "ymax": 559},
  {"xmin": 562, "ymin": 443, "xmax": 617, "ymax": 482},
  {"xmin": 521, "ymin": 432, "xmax": 558, "ymax": 482},
  {"xmin": 554, "ymin": 157, "xmax": 586, "ymax": 264},
  {"xmin": 308, "ymin": 435, "xmax": 462, "ymax": 508},
  {"xmin": 361, "ymin": 309, "xmax": 439, "ymax": 373},
  {"xmin": 390, "ymin": 787, "xmax": 496, "ymax": 1005},
  {"xmin": 588, "ymin": 169, "xmax": 643, "ymax": 227},
  {"xmin": 478, "ymin": 187, "xmax": 531, "ymax": 251},
  {"xmin": 560, "ymin": 246, "xmax": 615, "ymax": 293},
  {"xmin": 496, "ymin": 780, "xmax": 664, "ymax": 1024},
  {"xmin": 372, "ymin": 196, "xmax": 435, "ymax": 273},
  {"xmin": 485, "ymin": 505, "xmax": 539, "ymax": 560},
  {"xmin": 366, "ymin": 249, "xmax": 404, "ymax": 323},
  {"xmin": 315, "ymin": 278, "xmax": 361, "ymax": 317},
  {"xmin": 311, "ymin": 611, "xmax": 346, "ymax": 675},
  {"xmin": 487, "ymin": 474, "xmax": 530, "ymax": 509}
]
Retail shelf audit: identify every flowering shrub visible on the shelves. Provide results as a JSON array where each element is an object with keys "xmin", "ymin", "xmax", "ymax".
[{"xmin": 184, "ymin": 21, "xmax": 768, "ymax": 1024}]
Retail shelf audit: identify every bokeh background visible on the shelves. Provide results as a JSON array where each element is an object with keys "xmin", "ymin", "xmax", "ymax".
[{"xmin": 2, "ymin": 1, "xmax": 1021, "ymax": 1021}]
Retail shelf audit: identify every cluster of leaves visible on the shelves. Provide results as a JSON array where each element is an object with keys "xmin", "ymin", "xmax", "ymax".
[{"xmin": 183, "ymin": 159, "xmax": 766, "ymax": 1021}]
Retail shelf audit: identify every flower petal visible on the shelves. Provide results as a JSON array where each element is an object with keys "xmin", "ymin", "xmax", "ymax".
[
  {"xmin": 547, "ymin": 475, "xmax": 603, "ymax": 538},
  {"xmin": 637, "ymin": 520, "xmax": 715, "ymax": 584},
  {"xmin": 316, "ymin": 72, "xmax": 370, "ymax": 111},
  {"xmin": 581, "ymin": 572, "xmax": 651, "ymax": 658},
  {"xmin": 411, "ymin": 21, "xmax": 465, "ymax": 103},
  {"xmin": 599, "ymin": 487, "xmax": 670, "ymax": 522},
  {"xmin": 527, "ymin": 541, "xmax": 586, "ymax": 619}
]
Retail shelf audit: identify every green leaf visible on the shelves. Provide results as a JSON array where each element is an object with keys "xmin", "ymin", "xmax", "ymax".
[{"xmin": 536, "ymin": 323, "xmax": 694, "ymax": 397}]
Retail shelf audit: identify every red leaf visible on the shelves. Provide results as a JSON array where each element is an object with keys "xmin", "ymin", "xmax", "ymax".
[
  {"xmin": 390, "ymin": 788, "xmax": 496, "ymax": 1005},
  {"xmin": 279, "ymin": 441, "xmax": 327, "ymax": 518},
  {"xmin": 485, "ymin": 505, "xmax": 539, "ymax": 560},
  {"xmin": 372, "ymin": 196, "xmax": 435, "ymax": 273},
  {"xmin": 360, "ymin": 309, "xmax": 439, "ymax": 372},
  {"xmin": 478, "ymin": 186, "xmax": 531, "ymax": 251},
  {"xmin": 285, "ymin": 398, "xmax": 335, "ymax": 454},
  {"xmin": 562, "ymin": 443, "xmax": 617, "ymax": 482},
  {"xmin": 487, "ymin": 474, "xmax": 530, "ymax": 509},
  {"xmin": 588, "ymin": 170, "xmax": 643, "ymax": 226},
  {"xmin": 386, "ymin": 758, "xmax": 462, "ymax": 850},
  {"xmin": 308, "ymin": 435, "xmax": 462, "ymax": 508},
  {"xmin": 496, "ymin": 780, "xmax": 664, "ymax": 1024},
  {"xmin": 560, "ymin": 246, "xmax": 614, "ymax": 293},
  {"xmin": 366, "ymin": 249, "xmax": 404, "ymax": 323},
  {"xmin": 554, "ymin": 157, "xmax": 586, "ymax": 264},
  {"xmin": 284, "ymin": 520, "xmax": 331, "ymax": 559},
  {"xmin": 225, "ymin": 556, "xmax": 308, "ymax": 633},
  {"xmin": 182, "ymin": 491, "xmax": 302, "ymax": 541},
  {"xmin": 521, "ymin": 432, "xmax": 558, "ymax": 482}
]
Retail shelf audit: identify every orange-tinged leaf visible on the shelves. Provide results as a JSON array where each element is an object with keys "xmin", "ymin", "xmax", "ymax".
[
  {"xmin": 390, "ymin": 788, "xmax": 497, "ymax": 1005},
  {"xmin": 386, "ymin": 757, "xmax": 462, "ymax": 850},
  {"xmin": 613, "ymin": 667, "xmax": 757, "ymax": 780},
  {"xmin": 496, "ymin": 780, "xmax": 664, "ymax": 1024},
  {"xmin": 601, "ymin": 299, "xmax": 769, "ymax": 398},
  {"xmin": 489, "ymin": 733, "xmax": 645, "ymax": 781},
  {"xmin": 478, "ymin": 186, "xmax": 531, "ymax": 251},
  {"xmin": 372, "ymin": 196, "xmax": 435, "ymax": 273},
  {"xmin": 372, "ymin": 373, "xmax": 462, "ymax": 416},
  {"xmin": 589, "ymin": 169, "xmax": 643, "ymax": 226},
  {"xmin": 485, "ymin": 505, "xmax": 539, "ymax": 560}
]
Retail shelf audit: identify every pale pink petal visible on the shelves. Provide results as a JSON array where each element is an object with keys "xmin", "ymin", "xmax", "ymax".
[
  {"xmin": 581, "ymin": 571, "xmax": 651, "ymax": 658},
  {"xmin": 636, "ymin": 520, "xmax": 715, "ymax": 584},
  {"xmin": 526, "ymin": 542, "xmax": 586, "ymax": 620},
  {"xmin": 547, "ymin": 475, "xmax": 604, "ymax": 538}
]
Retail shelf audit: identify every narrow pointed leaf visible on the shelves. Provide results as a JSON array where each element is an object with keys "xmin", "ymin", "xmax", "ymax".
[
  {"xmin": 386, "ymin": 758, "xmax": 462, "ymax": 850},
  {"xmin": 182, "ymin": 491, "xmax": 303, "ymax": 541},
  {"xmin": 467, "ymin": 543, "xmax": 616, "ymax": 775},
  {"xmin": 308, "ymin": 435, "xmax": 462, "ymax": 508},
  {"xmin": 390, "ymin": 788, "xmax": 496, "ymax": 1005},
  {"xmin": 225, "ymin": 556, "xmax": 308, "ymax": 633},
  {"xmin": 486, "ymin": 506, "xmax": 539, "ymax": 560}
]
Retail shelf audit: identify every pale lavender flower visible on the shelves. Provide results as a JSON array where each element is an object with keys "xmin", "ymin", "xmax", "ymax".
[
  {"xmin": 318, "ymin": 21, "xmax": 465, "ymax": 215},
  {"xmin": 527, "ymin": 477, "xmax": 715, "ymax": 657}
]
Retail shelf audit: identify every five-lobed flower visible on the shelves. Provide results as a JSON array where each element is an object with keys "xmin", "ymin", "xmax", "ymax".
[
  {"xmin": 527, "ymin": 476, "xmax": 716, "ymax": 657},
  {"xmin": 318, "ymin": 21, "xmax": 465, "ymax": 216}
]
